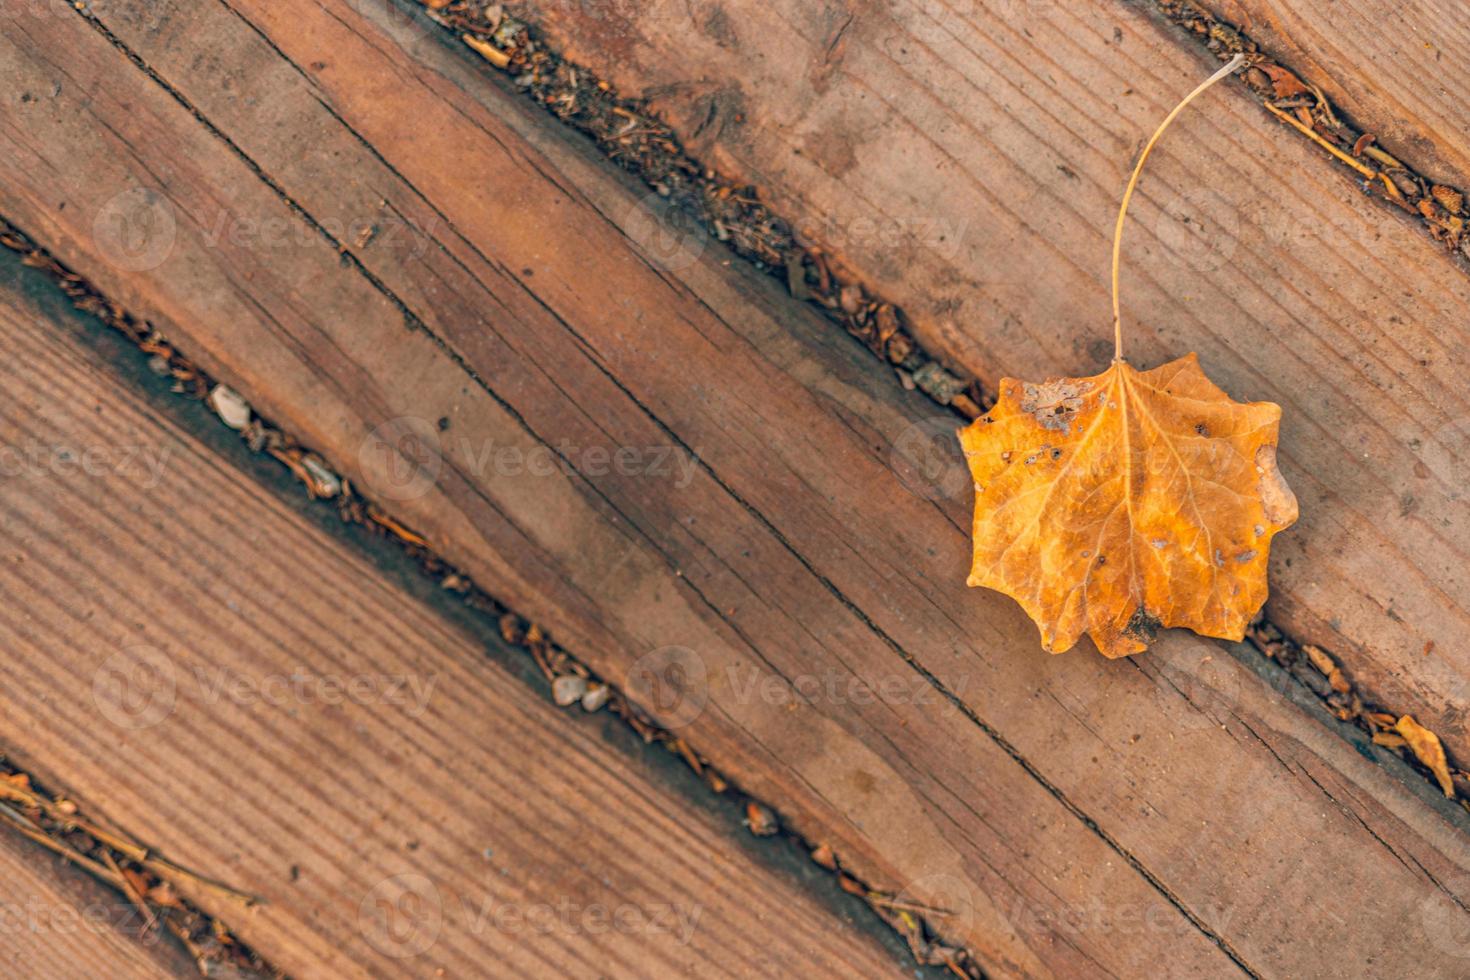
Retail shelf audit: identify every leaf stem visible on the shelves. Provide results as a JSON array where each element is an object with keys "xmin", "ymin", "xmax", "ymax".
[{"xmin": 1111, "ymin": 52, "xmax": 1246, "ymax": 362}]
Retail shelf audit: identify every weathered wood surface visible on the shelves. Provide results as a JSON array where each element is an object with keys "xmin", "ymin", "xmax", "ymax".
[
  {"xmin": 0, "ymin": 834, "xmax": 191, "ymax": 978},
  {"xmin": 509, "ymin": 0, "xmax": 1470, "ymax": 765},
  {"xmin": 0, "ymin": 258, "xmax": 913, "ymax": 977},
  {"xmin": 2, "ymin": 2, "xmax": 1469, "ymax": 977},
  {"xmin": 1211, "ymin": 0, "xmax": 1470, "ymax": 190}
]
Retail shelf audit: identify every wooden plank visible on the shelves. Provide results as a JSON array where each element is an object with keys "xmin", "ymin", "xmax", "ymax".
[
  {"xmin": 0, "ymin": 257, "xmax": 912, "ymax": 977},
  {"xmin": 3, "ymin": 3, "xmax": 1469, "ymax": 977},
  {"xmin": 0, "ymin": 833, "xmax": 192, "ymax": 978},
  {"xmin": 1208, "ymin": 0, "xmax": 1470, "ymax": 191},
  {"xmin": 490, "ymin": 0, "xmax": 1470, "ymax": 764}
]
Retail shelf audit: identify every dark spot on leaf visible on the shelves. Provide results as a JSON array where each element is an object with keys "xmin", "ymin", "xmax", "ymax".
[{"xmin": 1125, "ymin": 608, "xmax": 1162, "ymax": 642}]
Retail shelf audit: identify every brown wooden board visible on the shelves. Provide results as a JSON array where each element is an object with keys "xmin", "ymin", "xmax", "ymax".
[
  {"xmin": 2, "ymin": 2, "xmax": 1468, "ymax": 977},
  {"xmin": 1209, "ymin": 0, "xmax": 1470, "ymax": 191},
  {"xmin": 500, "ymin": 0, "xmax": 1470, "ymax": 766},
  {"xmin": 0, "ymin": 256, "xmax": 914, "ymax": 976},
  {"xmin": 0, "ymin": 832, "xmax": 193, "ymax": 978}
]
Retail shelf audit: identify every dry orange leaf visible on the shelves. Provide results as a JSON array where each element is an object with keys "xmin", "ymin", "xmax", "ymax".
[
  {"xmin": 957, "ymin": 54, "xmax": 1301, "ymax": 655},
  {"xmin": 1396, "ymin": 715, "xmax": 1456, "ymax": 798},
  {"xmin": 959, "ymin": 354, "xmax": 1298, "ymax": 656}
]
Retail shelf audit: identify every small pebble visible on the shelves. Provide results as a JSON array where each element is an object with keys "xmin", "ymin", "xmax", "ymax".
[
  {"xmin": 208, "ymin": 384, "xmax": 252, "ymax": 430},
  {"xmin": 147, "ymin": 354, "xmax": 171, "ymax": 376},
  {"xmin": 552, "ymin": 674, "xmax": 587, "ymax": 707},
  {"xmin": 743, "ymin": 801, "xmax": 778, "ymax": 836},
  {"xmin": 302, "ymin": 455, "xmax": 341, "ymax": 498},
  {"xmin": 580, "ymin": 683, "xmax": 610, "ymax": 712}
]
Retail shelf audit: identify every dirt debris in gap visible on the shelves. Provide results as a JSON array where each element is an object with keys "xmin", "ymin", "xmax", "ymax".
[
  {"xmin": 0, "ymin": 219, "xmax": 986, "ymax": 980},
  {"xmin": 1150, "ymin": 0, "xmax": 1470, "ymax": 256},
  {"xmin": 0, "ymin": 758, "xmax": 280, "ymax": 978},
  {"xmin": 405, "ymin": 0, "xmax": 1468, "ymax": 816},
  {"xmin": 1247, "ymin": 620, "xmax": 1469, "ymax": 806},
  {"xmin": 423, "ymin": 1, "xmax": 988, "ymax": 419}
]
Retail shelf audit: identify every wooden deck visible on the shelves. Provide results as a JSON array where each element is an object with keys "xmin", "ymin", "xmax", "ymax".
[{"xmin": 0, "ymin": 0, "xmax": 1467, "ymax": 977}]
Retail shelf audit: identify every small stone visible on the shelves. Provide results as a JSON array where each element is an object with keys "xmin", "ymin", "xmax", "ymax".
[
  {"xmin": 207, "ymin": 384, "xmax": 251, "ymax": 430},
  {"xmin": 580, "ymin": 683, "xmax": 610, "ymax": 712},
  {"xmin": 552, "ymin": 674, "xmax": 587, "ymax": 707},
  {"xmin": 301, "ymin": 455, "xmax": 341, "ymax": 498},
  {"xmin": 147, "ymin": 354, "xmax": 171, "ymax": 376},
  {"xmin": 743, "ymin": 801, "xmax": 778, "ymax": 836}
]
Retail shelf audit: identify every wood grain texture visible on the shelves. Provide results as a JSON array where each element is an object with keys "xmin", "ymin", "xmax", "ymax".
[
  {"xmin": 503, "ymin": 0, "xmax": 1470, "ymax": 765},
  {"xmin": 1209, "ymin": 0, "xmax": 1470, "ymax": 190},
  {"xmin": 2, "ymin": 2, "xmax": 1468, "ymax": 977},
  {"xmin": 0, "ymin": 833, "xmax": 192, "ymax": 979},
  {"xmin": 0, "ymin": 258, "xmax": 912, "ymax": 977}
]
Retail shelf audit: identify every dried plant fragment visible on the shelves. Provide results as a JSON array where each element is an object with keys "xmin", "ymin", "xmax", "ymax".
[{"xmin": 1396, "ymin": 715, "xmax": 1455, "ymax": 798}]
